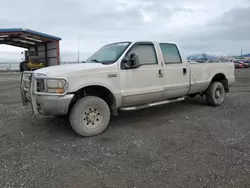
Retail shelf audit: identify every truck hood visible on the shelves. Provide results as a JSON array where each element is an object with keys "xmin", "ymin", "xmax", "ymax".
[{"xmin": 34, "ymin": 63, "xmax": 109, "ymax": 77}]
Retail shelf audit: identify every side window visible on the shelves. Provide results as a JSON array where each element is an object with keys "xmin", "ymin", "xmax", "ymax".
[
  {"xmin": 128, "ymin": 44, "xmax": 157, "ymax": 65},
  {"xmin": 159, "ymin": 43, "xmax": 182, "ymax": 64}
]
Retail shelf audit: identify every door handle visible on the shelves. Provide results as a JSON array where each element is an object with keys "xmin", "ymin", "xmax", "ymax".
[
  {"xmin": 159, "ymin": 69, "xmax": 163, "ymax": 77},
  {"xmin": 183, "ymin": 68, "xmax": 187, "ymax": 75}
]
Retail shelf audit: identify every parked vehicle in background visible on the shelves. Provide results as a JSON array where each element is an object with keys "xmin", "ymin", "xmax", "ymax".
[
  {"xmin": 20, "ymin": 50, "xmax": 45, "ymax": 72},
  {"xmin": 239, "ymin": 61, "xmax": 250, "ymax": 68},
  {"xmin": 20, "ymin": 41, "xmax": 235, "ymax": 137},
  {"xmin": 243, "ymin": 61, "xmax": 250, "ymax": 67},
  {"xmin": 234, "ymin": 61, "xmax": 245, "ymax": 68},
  {"xmin": 188, "ymin": 60, "xmax": 198, "ymax": 64}
]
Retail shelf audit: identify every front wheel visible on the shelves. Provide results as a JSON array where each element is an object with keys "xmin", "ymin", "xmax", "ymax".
[
  {"xmin": 69, "ymin": 96, "xmax": 110, "ymax": 137},
  {"xmin": 205, "ymin": 82, "xmax": 225, "ymax": 106}
]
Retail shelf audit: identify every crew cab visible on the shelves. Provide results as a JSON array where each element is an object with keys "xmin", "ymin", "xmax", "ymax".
[{"xmin": 20, "ymin": 41, "xmax": 235, "ymax": 137}]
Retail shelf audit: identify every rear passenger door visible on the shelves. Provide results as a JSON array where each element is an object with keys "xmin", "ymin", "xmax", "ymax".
[
  {"xmin": 159, "ymin": 43, "xmax": 190, "ymax": 99},
  {"xmin": 119, "ymin": 42, "xmax": 164, "ymax": 106}
]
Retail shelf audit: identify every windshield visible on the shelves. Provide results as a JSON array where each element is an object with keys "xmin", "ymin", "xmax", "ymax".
[{"xmin": 85, "ymin": 42, "xmax": 131, "ymax": 64}]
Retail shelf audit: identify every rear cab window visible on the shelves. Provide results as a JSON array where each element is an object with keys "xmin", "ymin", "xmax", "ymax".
[{"xmin": 159, "ymin": 43, "xmax": 182, "ymax": 64}]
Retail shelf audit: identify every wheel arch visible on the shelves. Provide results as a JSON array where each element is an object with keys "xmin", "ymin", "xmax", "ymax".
[
  {"xmin": 68, "ymin": 85, "xmax": 118, "ymax": 116},
  {"xmin": 210, "ymin": 73, "xmax": 229, "ymax": 93}
]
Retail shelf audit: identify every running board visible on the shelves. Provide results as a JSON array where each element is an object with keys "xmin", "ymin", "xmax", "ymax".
[{"xmin": 120, "ymin": 97, "xmax": 185, "ymax": 111}]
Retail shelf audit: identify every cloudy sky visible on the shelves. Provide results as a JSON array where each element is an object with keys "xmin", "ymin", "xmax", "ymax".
[{"xmin": 0, "ymin": 0, "xmax": 250, "ymax": 62}]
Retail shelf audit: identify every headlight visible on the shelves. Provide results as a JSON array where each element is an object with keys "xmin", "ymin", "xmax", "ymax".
[
  {"xmin": 46, "ymin": 79, "xmax": 66, "ymax": 94},
  {"xmin": 47, "ymin": 80, "xmax": 63, "ymax": 88}
]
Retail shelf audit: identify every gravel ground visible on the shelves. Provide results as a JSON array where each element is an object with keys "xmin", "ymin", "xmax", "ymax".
[{"xmin": 0, "ymin": 69, "xmax": 250, "ymax": 188}]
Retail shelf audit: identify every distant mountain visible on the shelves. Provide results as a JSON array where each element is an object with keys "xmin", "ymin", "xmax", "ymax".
[
  {"xmin": 233, "ymin": 53, "xmax": 250, "ymax": 59},
  {"xmin": 243, "ymin": 54, "xmax": 250, "ymax": 57}
]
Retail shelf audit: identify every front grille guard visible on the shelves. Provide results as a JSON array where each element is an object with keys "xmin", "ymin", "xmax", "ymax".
[{"xmin": 20, "ymin": 71, "xmax": 68, "ymax": 114}]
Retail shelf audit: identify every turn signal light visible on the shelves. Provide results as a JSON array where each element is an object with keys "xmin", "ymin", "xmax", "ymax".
[{"xmin": 56, "ymin": 88, "xmax": 64, "ymax": 94}]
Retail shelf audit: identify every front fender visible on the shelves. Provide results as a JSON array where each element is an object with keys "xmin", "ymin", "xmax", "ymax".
[{"xmin": 67, "ymin": 74, "xmax": 122, "ymax": 107}]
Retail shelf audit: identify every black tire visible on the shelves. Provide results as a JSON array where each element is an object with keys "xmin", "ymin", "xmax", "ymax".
[
  {"xmin": 20, "ymin": 61, "xmax": 28, "ymax": 72},
  {"xmin": 206, "ymin": 82, "xmax": 225, "ymax": 106},
  {"xmin": 23, "ymin": 63, "xmax": 29, "ymax": 71},
  {"xmin": 69, "ymin": 96, "xmax": 110, "ymax": 137},
  {"xmin": 188, "ymin": 94, "xmax": 197, "ymax": 98},
  {"xmin": 19, "ymin": 62, "xmax": 24, "ymax": 72}
]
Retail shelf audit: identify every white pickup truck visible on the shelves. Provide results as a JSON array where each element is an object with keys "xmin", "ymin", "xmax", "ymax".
[{"xmin": 20, "ymin": 41, "xmax": 235, "ymax": 137}]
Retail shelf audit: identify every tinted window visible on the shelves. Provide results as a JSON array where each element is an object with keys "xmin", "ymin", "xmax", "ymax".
[
  {"xmin": 159, "ymin": 43, "xmax": 182, "ymax": 64},
  {"xmin": 128, "ymin": 44, "xmax": 157, "ymax": 65}
]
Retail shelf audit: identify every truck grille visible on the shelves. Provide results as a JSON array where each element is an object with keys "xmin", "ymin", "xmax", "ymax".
[{"xmin": 37, "ymin": 79, "xmax": 45, "ymax": 92}]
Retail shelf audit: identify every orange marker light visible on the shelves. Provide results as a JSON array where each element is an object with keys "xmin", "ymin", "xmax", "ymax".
[{"xmin": 56, "ymin": 88, "xmax": 64, "ymax": 94}]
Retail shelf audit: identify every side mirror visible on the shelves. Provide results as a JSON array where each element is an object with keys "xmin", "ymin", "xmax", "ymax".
[
  {"xmin": 130, "ymin": 53, "xmax": 139, "ymax": 67},
  {"xmin": 121, "ymin": 53, "xmax": 140, "ymax": 69}
]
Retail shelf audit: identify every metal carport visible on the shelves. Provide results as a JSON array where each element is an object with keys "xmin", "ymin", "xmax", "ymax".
[{"xmin": 0, "ymin": 28, "xmax": 62, "ymax": 69}]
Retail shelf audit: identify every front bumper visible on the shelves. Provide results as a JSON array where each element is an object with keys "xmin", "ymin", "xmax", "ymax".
[
  {"xmin": 37, "ymin": 94, "xmax": 74, "ymax": 115},
  {"xmin": 20, "ymin": 71, "xmax": 72, "ymax": 116}
]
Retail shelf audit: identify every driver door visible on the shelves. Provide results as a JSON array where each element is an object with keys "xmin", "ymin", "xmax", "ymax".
[{"xmin": 119, "ymin": 42, "xmax": 164, "ymax": 106}]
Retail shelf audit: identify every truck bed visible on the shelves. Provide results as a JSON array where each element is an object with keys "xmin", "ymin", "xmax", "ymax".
[{"xmin": 188, "ymin": 62, "xmax": 235, "ymax": 94}]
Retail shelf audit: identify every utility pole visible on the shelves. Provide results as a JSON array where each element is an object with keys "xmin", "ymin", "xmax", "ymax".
[
  {"xmin": 241, "ymin": 49, "xmax": 243, "ymax": 58},
  {"xmin": 77, "ymin": 36, "xmax": 80, "ymax": 63},
  {"xmin": 201, "ymin": 52, "xmax": 206, "ymax": 61}
]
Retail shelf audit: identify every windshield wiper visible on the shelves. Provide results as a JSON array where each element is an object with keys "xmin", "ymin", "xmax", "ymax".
[
  {"xmin": 90, "ymin": 59, "xmax": 100, "ymax": 63},
  {"xmin": 89, "ymin": 59, "xmax": 110, "ymax": 65}
]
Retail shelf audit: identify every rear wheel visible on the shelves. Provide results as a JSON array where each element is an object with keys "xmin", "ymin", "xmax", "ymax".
[
  {"xmin": 69, "ymin": 96, "xmax": 110, "ymax": 137},
  {"xmin": 206, "ymin": 82, "xmax": 225, "ymax": 106}
]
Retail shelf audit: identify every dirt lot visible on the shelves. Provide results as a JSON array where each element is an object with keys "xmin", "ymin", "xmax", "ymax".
[{"xmin": 0, "ymin": 69, "xmax": 250, "ymax": 188}]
